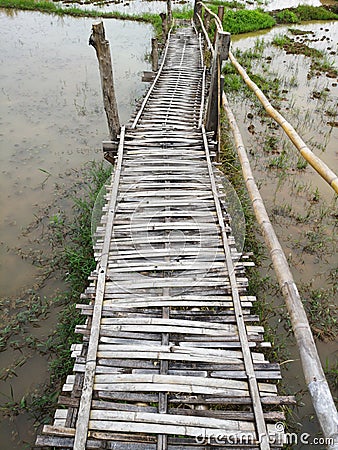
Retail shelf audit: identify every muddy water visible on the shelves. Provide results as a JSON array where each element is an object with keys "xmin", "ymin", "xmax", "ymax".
[
  {"xmin": 245, "ymin": 0, "xmax": 336, "ymax": 10},
  {"xmin": 230, "ymin": 22, "xmax": 337, "ymax": 446},
  {"xmin": 0, "ymin": 10, "xmax": 152, "ymax": 448},
  {"xmin": 62, "ymin": 0, "xmax": 193, "ymax": 15},
  {"xmin": 0, "ymin": 8, "xmax": 336, "ymax": 450}
]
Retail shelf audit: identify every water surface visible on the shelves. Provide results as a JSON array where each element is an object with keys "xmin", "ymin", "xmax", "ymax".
[{"xmin": 0, "ymin": 11, "xmax": 152, "ymax": 449}]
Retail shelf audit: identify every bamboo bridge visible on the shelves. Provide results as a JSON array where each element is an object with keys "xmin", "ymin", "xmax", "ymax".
[{"xmin": 36, "ymin": 5, "xmax": 338, "ymax": 450}]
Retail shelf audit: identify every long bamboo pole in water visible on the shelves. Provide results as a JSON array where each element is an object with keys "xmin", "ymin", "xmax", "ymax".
[
  {"xmin": 229, "ymin": 52, "xmax": 338, "ymax": 194},
  {"xmin": 222, "ymin": 92, "xmax": 338, "ymax": 449}
]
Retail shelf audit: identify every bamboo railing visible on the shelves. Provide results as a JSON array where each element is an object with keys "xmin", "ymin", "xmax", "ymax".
[
  {"xmin": 196, "ymin": 1, "xmax": 338, "ymax": 195},
  {"xmin": 194, "ymin": 1, "xmax": 338, "ymax": 447}
]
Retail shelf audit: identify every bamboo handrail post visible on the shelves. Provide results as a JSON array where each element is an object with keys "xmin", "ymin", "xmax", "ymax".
[
  {"xmin": 217, "ymin": 5, "xmax": 224, "ymax": 22},
  {"xmin": 213, "ymin": 6, "xmax": 224, "ymax": 45},
  {"xmin": 160, "ymin": 12, "xmax": 168, "ymax": 41},
  {"xmin": 199, "ymin": 1, "xmax": 223, "ymax": 31},
  {"xmin": 151, "ymin": 38, "xmax": 159, "ymax": 72},
  {"xmin": 89, "ymin": 21, "xmax": 120, "ymax": 144},
  {"xmin": 206, "ymin": 31, "xmax": 231, "ymax": 137},
  {"xmin": 194, "ymin": 0, "xmax": 203, "ymax": 25},
  {"xmin": 166, "ymin": 0, "xmax": 172, "ymax": 28}
]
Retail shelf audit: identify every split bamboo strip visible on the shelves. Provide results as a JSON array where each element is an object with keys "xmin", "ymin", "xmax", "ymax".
[
  {"xmin": 222, "ymin": 92, "xmax": 338, "ymax": 448},
  {"xmin": 228, "ymin": 52, "xmax": 338, "ymax": 194}
]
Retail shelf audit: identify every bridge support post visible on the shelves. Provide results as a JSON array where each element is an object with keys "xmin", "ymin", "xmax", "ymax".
[
  {"xmin": 167, "ymin": 0, "xmax": 172, "ymax": 28},
  {"xmin": 89, "ymin": 21, "xmax": 120, "ymax": 164},
  {"xmin": 152, "ymin": 38, "xmax": 159, "ymax": 72},
  {"xmin": 206, "ymin": 30, "xmax": 231, "ymax": 150},
  {"xmin": 193, "ymin": 0, "xmax": 202, "ymax": 24},
  {"xmin": 160, "ymin": 13, "xmax": 168, "ymax": 41}
]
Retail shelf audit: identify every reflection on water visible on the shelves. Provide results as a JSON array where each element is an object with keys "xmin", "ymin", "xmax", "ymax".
[{"xmin": 0, "ymin": 10, "xmax": 151, "ymax": 449}]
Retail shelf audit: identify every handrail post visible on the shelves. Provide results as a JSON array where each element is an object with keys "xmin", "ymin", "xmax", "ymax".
[
  {"xmin": 193, "ymin": 0, "xmax": 202, "ymax": 24},
  {"xmin": 160, "ymin": 12, "xmax": 168, "ymax": 41},
  {"xmin": 151, "ymin": 37, "xmax": 159, "ymax": 72},
  {"xmin": 167, "ymin": 0, "xmax": 172, "ymax": 28},
  {"xmin": 89, "ymin": 21, "xmax": 120, "ymax": 144},
  {"xmin": 205, "ymin": 30, "xmax": 231, "ymax": 142}
]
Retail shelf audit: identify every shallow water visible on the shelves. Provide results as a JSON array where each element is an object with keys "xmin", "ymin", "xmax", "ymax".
[
  {"xmin": 61, "ymin": 0, "xmax": 193, "ymax": 16},
  {"xmin": 229, "ymin": 22, "xmax": 337, "ymax": 446},
  {"xmin": 0, "ymin": 10, "xmax": 152, "ymax": 448},
  {"xmin": 0, "ymin": 8, "xmax": 336, "ymax": 450}
]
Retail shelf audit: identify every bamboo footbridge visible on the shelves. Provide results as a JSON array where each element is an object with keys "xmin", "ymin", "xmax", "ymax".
[{"xmin": 36, "ymin": 11, "xmax": 338, "ymax": 450}]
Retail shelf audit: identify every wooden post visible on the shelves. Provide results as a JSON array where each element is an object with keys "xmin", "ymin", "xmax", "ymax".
[
  {"xmin": 89, "ymin": 21, "xmax": 120, "ymax": 144},
  {"xmin": 213, "ymin": 6, "xmax": 225, "ymax": 46},
  {"xmin": 160, "ymin": 13, "xmax": 168, "ymax": 41},
  {"xmin": 217, "ymin": 5, "xmax": 224, "ymax": 23},
  {"xmin": 206, "ymin": 31, "xmax": 231, "ymax": 136},
  {"xmin": 193, "ymin": 0, "xmax": 202, "ymax": 24},
  {"xmin": 151, "ymin": 38, "xmax": 159, "ymax": 72},
  {"xmin": 167, "ymin": 0, "xmax": 172, "ymax": 28}
]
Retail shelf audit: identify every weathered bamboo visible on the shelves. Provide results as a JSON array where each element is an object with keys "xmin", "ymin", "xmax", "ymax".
[
  {"xmin": 166, "ymin": 0, "xmax": 172, "ymax": 28},
  {"xmin": 213, "ymin": 6, "xmax": 225, "ymax": 46},
  {"xmin": 229, "ymin": 51, "xmax": 338, "ymax": 194},
  {"xmin": 199, "ymin": 1, "xmax": 223, "ymax": 30},
  {"xmin": 205, "ymin": 30, "xmax": 231, "ymax": 135},
  {"xmin": 193, "ymin": 0, "xmax": 202, "ymax": 24},
  {"xmin": 151, "ymin": 38, "xmax": 159, "ymax": 72},
  {"xmin": 89, "ymin": 21, "xmax": 120, "ymax": 142},
  {"xmin": 217, "ymin": 5, "xmax": 224, "ymax": 22},
  {"xmin": 160, "ymin": 13, "xmax": 168, "ymax": 41},
  {"xmin": 222, "ymin": 92, "xmax": 338, "ymax": 449}
]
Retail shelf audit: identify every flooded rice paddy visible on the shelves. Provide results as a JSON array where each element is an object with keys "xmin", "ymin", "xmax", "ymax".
[
  {"xmin": 0, "ymin": 3, "xmax": 337, "ymax": 449},
  {"xmin": 0, "ymin": 10, "xmax": 152, "ymax": 448}
]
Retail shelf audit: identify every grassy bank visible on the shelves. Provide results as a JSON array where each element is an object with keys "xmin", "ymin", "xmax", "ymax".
[
  {"xmin": 1, "ymin": 0, "xmax": 337, "ymax": 37},
  {"xmin": 0, "ymin": 0, "xmax": 163, "ymax": 34}
]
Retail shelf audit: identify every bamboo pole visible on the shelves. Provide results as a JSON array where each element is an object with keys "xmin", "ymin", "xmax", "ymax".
[
  {"xmin": 199, "ymin": 1, "xmax": 222, "ymax": 30},
  {"xmin": 89, "ymin": 21, "xmax": 120, "ymax": 142},
  {"xmin": 229, "ymin": 51, "xmax": 338, "ymax": 194},
  {"xmin": 160, "ymin": 12, "xmax": 168, "ymax": 41},
  {"xmin": 222, "ymin": 92, "xmax": 338, "ymax": 449}
]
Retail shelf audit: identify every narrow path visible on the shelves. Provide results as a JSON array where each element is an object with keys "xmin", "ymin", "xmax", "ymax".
[{"xmin": 36, "ymin": 25, "xmax": 293, "ymax": 450}]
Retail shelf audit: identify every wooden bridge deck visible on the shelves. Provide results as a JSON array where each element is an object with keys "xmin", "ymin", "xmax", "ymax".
[{"xmin": 36, "ymin": 25, "xmax": 293, "ymax": 449}]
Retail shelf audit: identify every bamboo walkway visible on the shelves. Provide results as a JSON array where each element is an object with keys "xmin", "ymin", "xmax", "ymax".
[{"xmin": 36, "ymin": 25, "xmax": 294, "ymax": 449}]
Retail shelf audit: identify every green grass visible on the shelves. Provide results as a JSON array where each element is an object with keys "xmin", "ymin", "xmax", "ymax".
[
  {"xmin": 222, "ymin": 9, "xmax": 276, "ymax": 34},
  {"xmin": 206, "ymin": 0, "xmax": 245, "ymax": 9},
  {"xmin": 0, "ymin": 0, "xmax": 163, "ymax": 35},
  {"xmin": 272, "ymin": 5, "xmax": 338, "ymax": 24}
]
